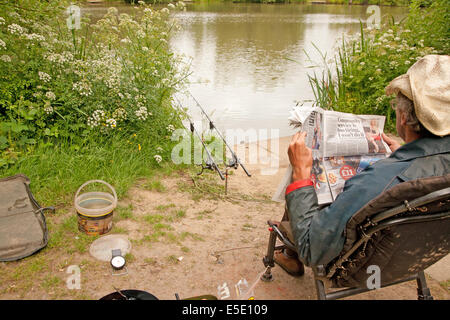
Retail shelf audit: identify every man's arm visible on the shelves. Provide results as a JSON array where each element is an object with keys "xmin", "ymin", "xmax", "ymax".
[
  {"xmin": 285, "ymin": 131, "xmax": 361, "ymax": 267},
  {"xmin": 285, "ymin": 184, "xmax": 349, "ymax": 267}
]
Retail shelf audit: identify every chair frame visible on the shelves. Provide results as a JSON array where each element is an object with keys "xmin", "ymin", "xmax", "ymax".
[{"xmin": 261, "ymin": 187, "xmax": 450, "ymax": 300}]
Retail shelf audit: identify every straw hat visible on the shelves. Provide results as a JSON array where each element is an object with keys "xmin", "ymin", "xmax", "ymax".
[{"xmin": 385, "ymin": 55, "xmax": 450, "ymax": 137}]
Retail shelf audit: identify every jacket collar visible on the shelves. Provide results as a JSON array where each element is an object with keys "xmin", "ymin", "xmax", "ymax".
[{"xmin": 390, "ymin": 135, "xmax": 450, "ymax": 161}]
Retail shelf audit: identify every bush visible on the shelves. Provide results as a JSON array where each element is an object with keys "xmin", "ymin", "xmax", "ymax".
[
  {"xmin": 0, "ymin": 0, "xmax": 189, "ymax": 168},
  {"xmin": 306, "ymin": 0, "xmax": 449, "ymax": 131}
]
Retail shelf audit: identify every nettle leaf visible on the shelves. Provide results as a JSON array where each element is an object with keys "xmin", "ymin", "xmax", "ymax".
[
  {"xmin": 10, "ymin": 122, "xmax": 29, "ymax": 133},
  {"xmin": 0, "ymin": 136, "xmax": 8, "ymax": 149}
]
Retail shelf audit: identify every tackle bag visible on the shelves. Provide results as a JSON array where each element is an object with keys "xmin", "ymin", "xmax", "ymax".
[{"xmin": 0, "ymin": 174, "xmax": 54, "ymax": 261}]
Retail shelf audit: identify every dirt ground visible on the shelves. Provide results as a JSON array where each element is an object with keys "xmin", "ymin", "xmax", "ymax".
[{"xmin": 0, "ymin": 135, "xmax": 448, "ymax": 300}]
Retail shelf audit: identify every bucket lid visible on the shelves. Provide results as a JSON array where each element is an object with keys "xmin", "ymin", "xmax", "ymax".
[{"xmin": 89, "ymin": 234, "xmax": 131, "ymax": 262}]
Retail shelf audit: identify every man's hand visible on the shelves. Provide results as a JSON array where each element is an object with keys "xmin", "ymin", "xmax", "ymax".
[
  {"xmin": 382, "ymin": 133, "xmax": 402, "ymax": 152},
  {"xmin": 288, "ymin": 131, "xmax": 313, "ymax": 181}
]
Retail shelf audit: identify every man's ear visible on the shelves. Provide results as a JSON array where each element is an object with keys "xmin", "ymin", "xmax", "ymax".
[{"xmin": 400, "ymin": 110, "xmax": 407, "ymax": 126}]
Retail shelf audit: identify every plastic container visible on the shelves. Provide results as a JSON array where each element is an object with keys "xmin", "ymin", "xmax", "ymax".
[{"xmin": 74, "ymin": 180, "xmax": 117, "ymax": 236}]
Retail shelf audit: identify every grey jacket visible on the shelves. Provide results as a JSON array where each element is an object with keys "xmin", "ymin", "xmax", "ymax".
[{"xmin": 286, "ymin": 135, "xmax": 450, "ymax": 267}]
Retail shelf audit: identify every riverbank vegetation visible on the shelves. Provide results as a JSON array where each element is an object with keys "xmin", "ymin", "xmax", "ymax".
[
  {"xmin": 0, "ymin": 1, "xmax": 189, "ymax": 205},
  {"xmin": 306, "ymin": 0, "xmax": 449, "ymax": 131},
  {"xmin": 123, "ymin": 0, "xmax": 419, "ymax": 6}
]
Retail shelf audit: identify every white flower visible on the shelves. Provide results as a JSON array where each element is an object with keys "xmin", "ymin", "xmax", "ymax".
[
  {"xmin": 38, "ymin": 71, "xmax": 51, "ymax": 83},
  {"xmin": 0, "ymin": 17, "xmax": 5, "ymax": 25},
  {"xmin": 0, "ymin": 39, "xmax": 6, "ymax": 50},
  {"xmin": 107, "ymin": 7, "xmax": 119, "ymax": 15},
  {"xmin": 92, "ymin": 109, "xmax": 105, "ymax": 121},
  {"xmin": 45, "ymin": 91, "xmax": 56, "ymax": 100},
  {"xmin": 161, "ymin": 8, "xmax": 170, "ymax": 14},
  {"xmin": 25, "ymin": 33, "xmax": 45, "ymax": 42},
  {"xmin": 135, "ymin": 106, "xmax": 149, "ymax": 121},
  {"xmin": 168, "ymin": 3, "xmax": 175, "ymax": 9},
  {"xmin": 142, "ymin": 46, "xmax": 149, "ymax": 52},
  {"xmin": 166, "ymin": 124, "xmax": 175, "ymax": 132},
  {"xmin": 120, "ymin": 38, "xmax": 131, "ymax": 44},
  {"xmin": 154, "ymin": 155, "xmax": 162, "ymax": 163},
  {"xmin": 405, "ymin": 60, "xmax": 411, "ymax": 65},
  {"xmin": 136, "ymin": 29, "xmax": 145, "ymax": 39},
  {"xmin": 73, "ymin": 80, "xmax": 92, "ymax": 96},
  {"xmin": 106, "ymin": 118, "xmax": 117, "ymax": 128},
  {"xmin": 112, "ymin": 108, "xmax": 127, "ymax": 120},
  {"xmin": 360, "ymin": 62, "xmax": 365, "ymax": 66},
  {"xmin": 44, "ymin": 104, "xmax": 53, "ymax": 114},
  {"xmin": 87, "ymin": 110, "xmax": 106, "ymax": 128},
  {"xmin": 7, "ymin": 23, "xmax": 24, "ymax": 35},
  {"xmin": 0, "ymin": 54, "xmax": 11, "ymax": 62},
  {"xmin": 376, "ymin": 96, "xmax": 385, "ymax": 104}
]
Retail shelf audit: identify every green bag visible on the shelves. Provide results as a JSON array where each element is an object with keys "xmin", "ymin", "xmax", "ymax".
[{"xmin": 0, "ymin": 174, "xmax": 54, "ymax": 261}]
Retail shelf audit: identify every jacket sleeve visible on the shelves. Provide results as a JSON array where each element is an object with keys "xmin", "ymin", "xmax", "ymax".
[
  {"xmin": 285, "ymin": 186, "xmax": 320, "ymax": 266},
  {"xmin": 285, "ymin": 184, "xmax": 360, "ymax": 267}
]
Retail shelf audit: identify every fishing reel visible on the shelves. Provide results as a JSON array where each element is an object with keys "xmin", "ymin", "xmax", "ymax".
[{"xmin": 197, "ymin": 160, "xmax": 222, "ymax": 177}]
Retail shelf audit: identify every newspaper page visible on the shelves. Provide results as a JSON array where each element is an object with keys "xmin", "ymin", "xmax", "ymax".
[
  {"xmin": 322, "ymin": 111, "xmax": 389, "ymax": 157},
  {"xmin": 322, "ymin": 154, "xmax": 387, "ymax": 201},
  {"xmin": 272, "ymin": 106, "xmax": 390, "ymax": 204}
]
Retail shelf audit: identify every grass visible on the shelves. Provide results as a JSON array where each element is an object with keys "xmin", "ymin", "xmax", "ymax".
[
  {"xmin": 143, "ymin": 180, "xmax": 167, "ymax": 193},
  {"xmin": 241, "ymin": 223, "xmax": 256, "ymax": 231},
  {"xmin": 155, "ymin": 203, "xmax": 176, "ymax": 211},
  {"xmin": 114, "ymin": 205, "xmax": 134, "ymax": 221},
  {"xmin": 195, "ymin": 208, "xmax": 216, "ymax": 220},
  {"xmin": 0, "ymin": 135, "xmax": 181, "ymax": 208},
  {"xmin": 440, "ymin": 280, "xmax": 450, "ymax": 292},
  {"xmin": 41, "ymin": 275, "xmax": 63, "ymax": 290},
  {"xmin": 143, "ymin": 214, "xmax": 165, "ymax": 224}
]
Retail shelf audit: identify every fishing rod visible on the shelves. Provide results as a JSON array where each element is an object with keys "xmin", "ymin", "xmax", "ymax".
[
  {"xmin": 173, "ymin": 97, "xmax": 225, "ymax": 180},
  {"xmin": 187, "ymin": 92, "xmax": 252, "ymax": 178}
]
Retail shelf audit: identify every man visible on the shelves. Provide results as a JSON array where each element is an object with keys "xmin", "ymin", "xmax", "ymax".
[{"xmin": 274, "ymin": 55, "xmax": 450, "ymax": 276}]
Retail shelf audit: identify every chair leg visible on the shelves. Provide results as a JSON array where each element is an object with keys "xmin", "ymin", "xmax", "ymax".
[
  {"xmin": 416, "ymin": 271, "xmax": 433, "ymax": 300},
  {"xmin": 261, "ymin": 228, "xmax": 277, "ymax": 282},
  {"xmin": 314, "ymin": 278, "xmax": 327, "ymax": 300}
]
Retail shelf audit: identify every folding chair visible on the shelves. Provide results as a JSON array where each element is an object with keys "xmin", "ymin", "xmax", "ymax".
[{"xmin": 261, "ymin": 175, "xmax": 450, "ymax": 300}]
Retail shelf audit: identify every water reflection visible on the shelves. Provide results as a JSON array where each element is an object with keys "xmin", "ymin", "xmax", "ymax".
[{"xmin": 170, "ymin": 3, "xmax": 407, "ymax": 139}]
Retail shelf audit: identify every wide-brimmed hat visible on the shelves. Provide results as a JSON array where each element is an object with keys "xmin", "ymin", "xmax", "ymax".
[{"xmin": 385, "ymin": 55, "xmax": 450, "ymax": 137}]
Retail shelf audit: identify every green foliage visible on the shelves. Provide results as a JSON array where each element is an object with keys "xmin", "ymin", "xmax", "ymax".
[
  {"xmin": 306, "ymin": 0, "xmax": 448, "ymax": 131},
  {"xmin": 0, "ymin": 0, "xmax": 189, "ymax": 168},
  {"xmin": 406, "ymin": 0, "xmax": 450, "ymax": 54},
  {"xmin": 320, "ymin": 0, "xmax": 411, "ymax": 5}
]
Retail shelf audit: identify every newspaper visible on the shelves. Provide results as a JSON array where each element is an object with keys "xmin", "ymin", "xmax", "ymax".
[{"xmin": 273, "ymin": 106, "xmax": 391, "ymax": 204}]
